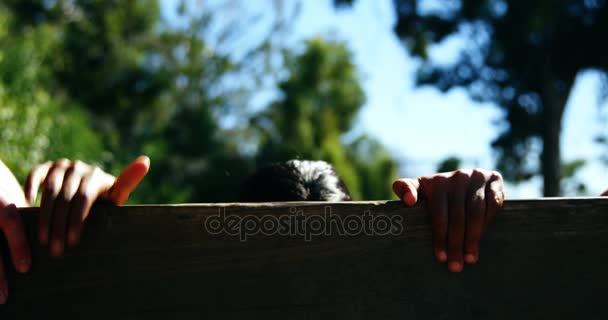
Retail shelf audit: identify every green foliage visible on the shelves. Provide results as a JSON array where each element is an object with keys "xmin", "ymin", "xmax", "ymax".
[
  {"xmin": 436, "ymin": 156, "xmax": 462, "ymax": 173},
  {"xmin": 561, "ymin": 159, "xmax": 588, "ymax": 195},
  {"xmin": 1, "ymin": 2, "xmax": 400, "ymax": 203},
  {"xmin": 2, "ymin": 0, "xmax": 247, "ymax": 203},
  {"xmin": 394, "ymin": 0, "xmax": 608, "ymax": 196},
  {"xmin": 338, "ymin": 0, "xmax": 608, "ymax": 196},
  {"xmin": 0, "ymin": 6, "xmax": 104, "ymax": 181},
  {"xmin": 254, "ymin": 38, "xmax": 398, "ymax": 200},
  {"xmin": 346, "ymin": 136, "xmax": 399, "ymax": 200}
]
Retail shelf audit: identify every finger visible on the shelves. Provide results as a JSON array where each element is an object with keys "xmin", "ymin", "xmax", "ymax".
[
  {"xmin": 424, "ymin": 177, "xmax": 448, "ymax": 263},
  {"xmin": 0, "ymin": 204, "xmax": 32, "ymax": 305},
  {"xmin": 24, "ymin": 161, "xmax": 52, "ymax": 205},
  {"xmin": 0, "ymin": 256, "xmax": 6, "ymax": 304},
  {"xmin": 38, "ymin": 159, "xmax": 70, "ymax": 247},
  {"xmin": 484, "ymin": 171, "xmax": 505, "ymax": 232},
  {"xmin": 0, "ymin": 204, "xmax": 31, "ymax": 274},
  {"xmin": 447, "ymin": 173, "xmax": 467, "ymax": 273},
  {"xmin": 66, "ymin": 169, "xmax": 114, "ymax": 247},
  {"xmin": 392, "ymin": 178, "xmax": 421, "ymax": 206},
  {"xmin": 464, "ymin": 170, "xmax": 487, "ymax": 265},
  {"xmin": 107, "ymin": 156, "xmax": 150, "ymax": 205},
  {"xmin": 48, "ymin": 162, "xmax": 84, "ymax": 257}
]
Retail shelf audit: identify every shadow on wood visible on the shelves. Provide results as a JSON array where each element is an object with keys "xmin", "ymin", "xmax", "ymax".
[{"xmin": 1, "ymin": 198, "xmax": 608, "ymax": 319}]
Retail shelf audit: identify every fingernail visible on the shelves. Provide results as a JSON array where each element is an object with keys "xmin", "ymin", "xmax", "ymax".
[
  {"xmin": 67, "ymin": 233, "xmax": 78, "ymax": 247},
  {"xmin": 392, "ymin": 181, "xmax": 405, "ymax": 196},
  {"xmin": 20, "ymin": 258, "xmax": 30, "ymax": 272},
  {"xmin": 404, "ymin": 193, "xmax": 417, "ymax": 206},
  {"xmin": 464, "ymin": 253, "xmax": 478, "ymax": 264},
  {"xmin": 448, "ymin": 261, "xmax": 463, "ymax": 272},
  {"xmin": 436, "ymin": 251, "xmax": 447, "ymax": 262},
  {"xmin": 50, "ymin": 242, "xmax": 63, "ymax": 258},
  {"xmin": 39, "ymin": 231, "xmax": 48, "ymax": 247}
]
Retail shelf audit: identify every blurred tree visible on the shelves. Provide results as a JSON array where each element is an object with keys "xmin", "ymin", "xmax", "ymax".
[
  {"xmin": 598, "ymin": 92, "xmax": 608, "ymax": 167},
  {"xmin": 0, "ymin": 5, "xmax": 104, "ymax": 181},
  {"xmin": 2, "ymin": 0, "xmax": 274, "ymax": 203},
  {"xmin": 337, "ymin": 0, "xmax": 608, "ymax": 196},
  {"xmin": 436, "ymin": 156, "xmax": 462, "ymax": 172},
  {"xmin": 2, "ymin": 1, "xmax": 400, "ymax": 202},
  {"xmin": 561, "ymin": 158, "xmax": 588, "ymax": 195},
  {"xmin": 346, "ymin": 135, "xmax": 400, "ymax": 200},
  {"xmin": 599, "ymin": 135, "xmax": 608, "ymax": 166},
  {"xmin": 254, "ymin": 38, "xmax": 399, "ymax": 200}
]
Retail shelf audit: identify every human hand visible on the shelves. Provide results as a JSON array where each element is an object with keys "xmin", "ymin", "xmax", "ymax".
[
  {"xmin": 392, "ymin": 169, "xmax": 505, "ymax": 273},
  {"xmin": 0, "ymin": 160, "xmax": 31, "ymax": 304},
  {"xmin": 25, "ymin": 156, "xmax": 150, "ymax": 257}
]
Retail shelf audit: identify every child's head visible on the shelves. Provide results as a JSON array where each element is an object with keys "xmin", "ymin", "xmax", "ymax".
[{"xmin": 240, "ymin": 160, "xmax": 352, "ymax": 202}]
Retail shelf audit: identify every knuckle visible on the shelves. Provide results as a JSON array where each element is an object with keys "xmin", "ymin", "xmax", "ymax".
[
  {"xmin": 451, "ymin": 170, "xmax": 471, "ymax": 186},
  {"xmin": 54, "ymin": 158, "xmax": 71, "ymax": 168},
  {"xmin": 90, "ymin": 166, "xmax": 104, "ymax": 177},
  {"xmin": 34, "ymin": 161, "xmax": 51, "ymax": 172},
  {"xmin": 491, "ymin": 170, "xmax": 503, "ymax": 181},
  {"xmin": 471, "ymin": 168, "xmax": 486, "ymax": 180},
  {"xmin": 67, "ymin": 160, "xmax": 82, "ymax": 173},
  {"xmin": 72, "ymin": 159, "xmax": 84, "ymax": 168}
]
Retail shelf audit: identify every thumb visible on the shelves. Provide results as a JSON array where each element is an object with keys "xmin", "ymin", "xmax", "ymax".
[
  {"xmin": 107, "ymin": 156, "xmax": 150, "ymax": 205},
  {"xmin": 392, "ymin": 178, "xmax": 421, "ymax": 207}
]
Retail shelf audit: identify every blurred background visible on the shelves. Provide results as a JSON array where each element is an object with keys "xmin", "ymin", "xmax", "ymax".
[{"xmin": 0, "ymin": 0, "xmax": 606, "ymax": 203}]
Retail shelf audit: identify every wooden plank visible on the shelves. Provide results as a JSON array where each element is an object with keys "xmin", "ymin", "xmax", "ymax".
[{"xmin": 1, "ymin": 198, "xmax": 608, "ymax": 319}]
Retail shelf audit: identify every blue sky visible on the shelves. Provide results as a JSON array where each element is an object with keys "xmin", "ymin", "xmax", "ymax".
[
  {"xmin": 289, "ymin": 0, "xmax": 608, "ymax": 197},
  {"xmin": 162, "ymin": 0, "xmax": 608, "ymax": 198}
]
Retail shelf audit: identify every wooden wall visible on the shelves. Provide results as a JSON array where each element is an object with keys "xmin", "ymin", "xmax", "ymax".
[{"xmin": 2, "ymin": 198, "xmax": 608, "ymax": 319}]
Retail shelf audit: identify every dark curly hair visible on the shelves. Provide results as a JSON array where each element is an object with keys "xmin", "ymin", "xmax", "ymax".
[{"xmin": 240, "ymin": 160, "xmax": 352, "ymax": 202}]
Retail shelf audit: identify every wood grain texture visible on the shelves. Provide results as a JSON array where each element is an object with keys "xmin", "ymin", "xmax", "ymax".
[{"xmin": 1, "ymin": 198, "xmax": 608, "ymax": 319}]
